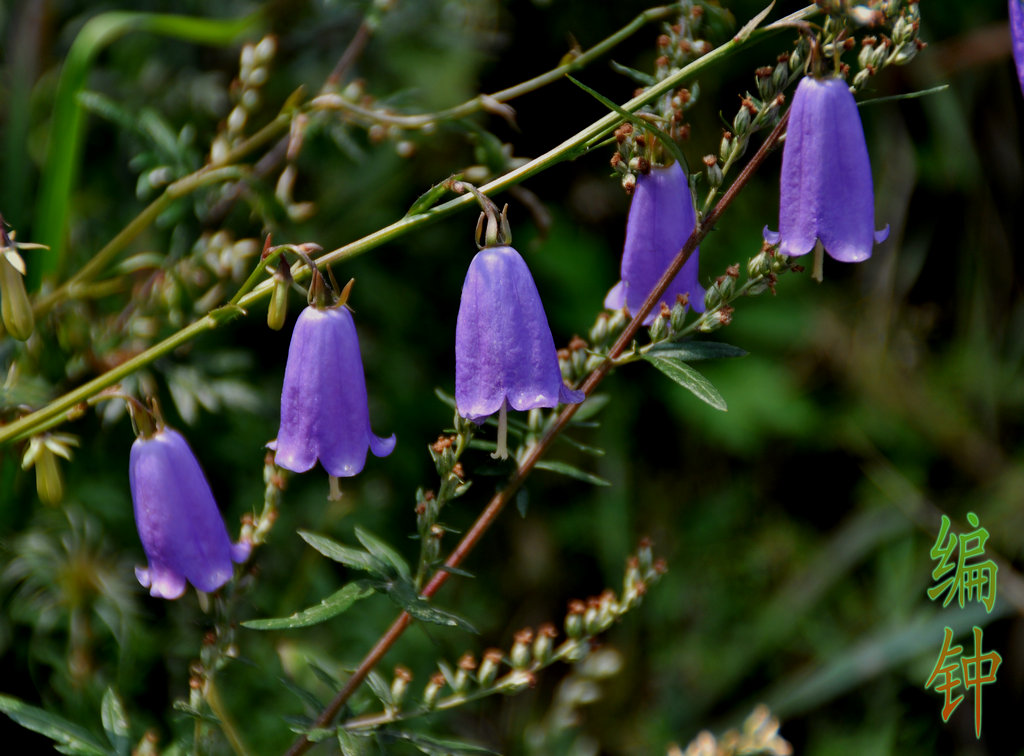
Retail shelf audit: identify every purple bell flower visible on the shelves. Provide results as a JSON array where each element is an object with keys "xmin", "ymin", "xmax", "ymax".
[
  {"xmin": 1011, "ymin": 1, "xmax": 1024, "ymax": 97},
  {"xmin": 764, "ymin": 76, "xmax": 888, "ymax": 278},
  {"xmin": 130, "ymin": 427, "xmax": 250, "ymax": 599},
  {"xmin": 455, "ymin": 245, "xmax": 584, "ymax": 457},
  {"xmin": 272, "ymin": 304, "xmax": 395, "ymax": 478},
  {"xmin": 604, "ymin": 161, "xmax": 706, "ymax": 325}
]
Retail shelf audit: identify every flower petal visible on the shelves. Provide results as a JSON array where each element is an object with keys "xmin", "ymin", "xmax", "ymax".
[
  {"xmin": 130, "ymin": 428, "xmax": 241, "ymax": 599},
  {"xmin": 615, "ymin": 162, "xmax": 705, "ymax": 323},
  {"xmin": 1012, "ymin": 0, "xmax": 1024, "ymax": 97},
  {"xmin": 456, "ymin": 246, "xmax": 583, "ymax": 421}
]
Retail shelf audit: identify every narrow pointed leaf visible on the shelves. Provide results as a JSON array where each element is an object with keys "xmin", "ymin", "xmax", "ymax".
[
  {"xmin": 405, "ymin": 177, "xmax": 458, "ymax": 216},
  {"xmin": 535, "ymin": 460, "xmax": 611, "ymax": 486},
  {"xmin": 299, "ymin": 532, "xmax": 390, "ymax": 577},
  {"xmin": 381, "ymin": 731, "xmax": 499, "ymax": 755},
  {"xmin": 365, "ymin": 671, "xmax": 393, "ymax": 708},
  {"xmin": 100, "ymin": 689, "xmax": 130, "ymax": 756},
  {"xmin": 242, "ymin": 583, "xmax": 375, "ymax": 630},
  {"xmin": 647, "ymin": 341, "xmax": 748, "ymax": 362},
  {"xmin": 388, "ymin": 582, "xmax": 478, "ymax": 633},
  {"xmin": 0, "ymin": 695, "xmax": 111, "ymax": 756},
  {"xmin": 733, "ymin": 1, "xmax": 775, "ymax": 43},
  {"xmin": 641, "ymin": 355, "xmax": 728, "ymax": 411}
]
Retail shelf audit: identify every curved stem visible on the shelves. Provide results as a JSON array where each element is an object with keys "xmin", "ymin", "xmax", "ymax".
[{"xmin": 283, "ymin": 99, "xmax": 792, "ymax": 756}]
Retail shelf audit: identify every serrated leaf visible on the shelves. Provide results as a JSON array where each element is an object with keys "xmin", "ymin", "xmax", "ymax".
[
  {"xmin": 388, "ymin": 583, "xmax": 478, "ymax": 633},
  {"xmin": 299, "ymin": 532, "xmax": 391, "ymax": 578},
  {"xmin": 641, "ymin": 355, "xmax": 727, "ymax": 411},
  {"xmin": 534, "ymin": 460, "xmax": 611, "ymax": 486},
  {"xmin": 100, "ymin": 689, "xmax": 130, "ymax": 756},
  {"xmin": 242, "ymin": 583, "xmax": 374, "ymax": 630},
  {"xmin": 0, "ymin": 695, "xmax": 111, "ymax": 756},
  {"xmin": 646, "ymin": 341, "xmax": 748, "ymax": 362},
  {"xmin": 355, "ymin": 528, "xmax": 411, "ymax": 582}
]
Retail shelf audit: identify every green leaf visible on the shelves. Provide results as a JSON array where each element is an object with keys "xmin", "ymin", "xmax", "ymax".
[
  {"xmin": 387, "ymin": 582, "xmax": 478, "ymax": 633},
  {"xmin": 0, "ymin": 695, "xmax": 112, "ymax": 756},
  {"xmin": 355, "ymin": 528, "xmax": 412, "ymax": 582},
  {"xmin": 641, "ymin": 355, "xmax": 728, "ymax": 411},
  {"xmin": 535, "ymin": 460, "xmax": 611, "ymax": 486},
  {"xmin": 299, "ymin": 532, "xmax": 391, "ymax": 577},
  {"xmin": 405, "ymin": 177, "xmax": 458, "ymax": 216},
  {"xmin": 646, "ymin": 341, "xmax": 748, "ymax": 362},
  {"xmin": 100, "ymin": 689, "xmax": 130, "ymax": 756},
  {"xmin": 609, "ymin": 60, "xmax": 656, "ymax": 86},
  {"xmin": 338, "ymin": 729, "xmax": 372, "ymax": 756},
  {"xmin": 365, "ymin": 671, "xmax": 393, "ymax": 708},
  {"xmin": 242, "ymin": 583, "xmax": 375, "ymax": 630}
]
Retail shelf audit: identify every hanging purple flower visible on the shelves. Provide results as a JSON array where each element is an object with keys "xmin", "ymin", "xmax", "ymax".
[
  {"xmin": 456, "ymin": 245, "xmax": 584, "ymax": 457},
  {"xmin": 604, "ymin": 161, "xmax": 706, "ymax": 325},
  {"xmin": 764, "ymin": 76, "xmax": 888, "ymax": 277},
  {"xmin": 1011, "ymin": 0, "xmax": 1024, "ymax": 97},
  {"xmin": 130, "ymin": 427, "xmax": 249, "ymax": 599},
  {"xmin": 272, "ymin": 304, "xmax": 395, "ymax": 478}
]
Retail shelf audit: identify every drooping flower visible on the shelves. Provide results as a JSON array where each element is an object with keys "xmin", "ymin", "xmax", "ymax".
[
  {"xmin": 604, "ymin": 160, "xmax": 706, "ymax": 325},
  {"xmin": 1011, "ymin": 0, "xmax": 1024, "ymax": 97},
  {"xmin": 455, "ymin": 245, "xmax": 584, "ymax": 456},
  {"xmin": 764, "ymin": 76, "xmax": 888, "ymax": 277},
  {"xmin": 272, "ymin": 304, "xmax": 395, "ymax": 478},
  {"xmin": 130, "ymin": 426, "xmax": 249, "ymax": 599}
]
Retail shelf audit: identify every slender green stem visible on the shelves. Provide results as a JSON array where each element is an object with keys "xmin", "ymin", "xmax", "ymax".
[{"xmin": 312, "ymin": 4, "xmax": 683, "ymax": 130}]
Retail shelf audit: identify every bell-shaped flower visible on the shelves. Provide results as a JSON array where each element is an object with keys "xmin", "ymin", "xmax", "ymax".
[
  {"xmin": 130, "ymin": 426, "xmax": 250, "ymax": 599},
  {"xmin": 272, "ymin": 304, "xmax": 395, "ymax": 478},
  {"xmin": 764, "ymin": 76, "xmax": 888, "ymax": 278},
  {"xmin": 456, "ymin": 245, "xmax": 584, "ymax": 457},
  {"xmin": 1012, "ymin": 0, "xmax": 1024, "ymax": 97},
  {"xmin": 604, "ymin": 161, "xmax": 706, "ymax": 325}
]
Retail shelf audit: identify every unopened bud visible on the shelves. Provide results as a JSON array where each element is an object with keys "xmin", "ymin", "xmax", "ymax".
[
  {"xmin": 732, "ymin": 105, "xmax": 751, "ymax": 135},
  {"xmin": 478, "ymin": 649, "xmax": 503, "ymax": 687},
  {"xmin": 533, "ymin": 624, "xmax": 557, "ymax": 665},
  {"xmin": 669, "ymin": 295, "xmax": 689, "ymax": 331},
  {"xmin": 391, "ymin": 666, "xmax": 412, "ymax": 708},
  {"xmin": 423, "ymin": 673, "xmax": 445, "ymax": 709},
  {"xmin": 704, "ymin": 154, "xmax": 722, "ymax": 188},
  {"xmin": 267, "ymin": 266, "xmax": 290, "ymax": 331},
  {"xmin": 719, "ymin": 132, "xmax": 732, "ymax": 162},
  {"xmin": 0, "ymin": 255, "xmax": 33, "ymax": 340},
  {"xmin": 621, "ymin": 173, "xmax": 637, "ymax": 195},
  {"xmin": 566, "ymin": 600, "xmax": 586, "ymax": 639},
  {"xmin": 511, "ymin": 628, "xmax": 533, "ymax": 670},
  {"xmin": 648, "ymin": 311, "xmax": 669, "ymax": 341},
  {"xmin": 589, "ymin": 312, "xmax": 609, "ymax": 344}
]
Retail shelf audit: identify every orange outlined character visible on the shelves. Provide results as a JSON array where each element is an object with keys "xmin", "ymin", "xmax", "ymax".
[{"xmin": 927, "ymin": 513, "xmax": 997, "ymax": 613}]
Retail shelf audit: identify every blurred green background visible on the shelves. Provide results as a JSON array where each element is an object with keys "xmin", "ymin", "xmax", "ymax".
[{"xmin": 1, "ymin": 0, "xmax": 1022, "ymax": 753}]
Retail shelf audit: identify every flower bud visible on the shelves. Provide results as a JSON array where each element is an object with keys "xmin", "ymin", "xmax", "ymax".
[
  {"xmin": 391, "ymin": 666, "xmax": 412, "ymax": 709},
  {"xmin": 719, "ymin": 132, "xmax": 732, "ymax": 162},
  {"xmin": 0, "ymin": 254, "xmax": 33, "ymax": 340},
  {"xmin": 267, "ymin": 267, "xmax": 290, "ymax": 331},
  {"xmin": 669, "ymin": 295, "xmax": 689, "ymax": 332},
  {"xmin": 732, "ymin": 105, "xmax": 751, "ymax": 135},
  {"xmin": 589, "ymin": 312, "xmax": 609, "ymax": 344},
  {"xmin": 565, "ymin": 599, "xmax": 586, "ymax": 639},
  {"xmin": 511, "ymin": 628, "xmax": 533, "ymax": 670},
  {"xmin": 533, "ymin": 623, "xmax": 557, "ymax": 665},
  {"xmin": 478, "ymin": 649, "xmax": 503, "ymax": 687},
  {"xmin": 648, "ymin": 311, "xmax": 669, "ymax": 341},
  {"xmin": 703, "ymin": 154, "xmax": 722, "ymax": 189},
  {"xmin": 423, "ymin": 672, "xmax": 445, "ymax": 710}
]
